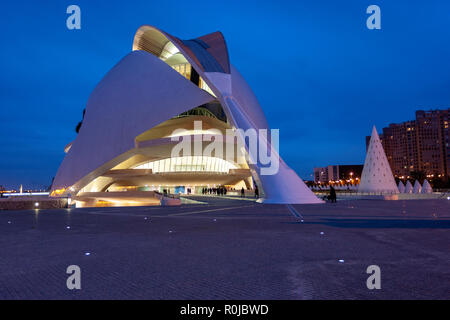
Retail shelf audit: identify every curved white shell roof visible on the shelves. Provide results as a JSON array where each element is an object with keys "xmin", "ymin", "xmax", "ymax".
[
  {"xmin": 52, "ymin": 51, "xmax": 214, "ymax": 191},
  {"xmin": 52, "ymin": 26, "xmax": 321, "ymax": 204}
]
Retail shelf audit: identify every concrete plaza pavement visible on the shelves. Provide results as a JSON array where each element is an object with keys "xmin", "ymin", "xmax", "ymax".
[{"xmin": 0, "ymin": 196, "xmax": 449, "ymax": 299}]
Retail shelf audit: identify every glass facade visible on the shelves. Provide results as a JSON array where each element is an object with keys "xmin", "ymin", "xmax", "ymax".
[
  {"xmin": 171, "ymin": 63, "xmax": 192, "ymax": 80},
  {"xmin": 199, "ymin": 78, "xmax": 216, "ymax": 96},
  {"xmin": 133, "ymin": 156, "xmax": 237, "ymax": 173},
  {"xmin": 171, "ymin": 63, "xmax": 216, "ymax": 97}
]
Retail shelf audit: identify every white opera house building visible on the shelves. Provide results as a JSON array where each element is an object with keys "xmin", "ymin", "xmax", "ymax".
[{"xmin": 50, "ymin": 25, "xmax": 321, "ymax": 207}]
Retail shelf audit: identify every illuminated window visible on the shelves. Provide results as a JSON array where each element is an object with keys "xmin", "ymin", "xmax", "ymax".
[
  {"xmin": 133, "ymin": 156, "xmax": 237, "ymax": 173},
  {"xmin": 199, "ymin": 77, "xmax": 216, "ymax": 97},
  {"xmin": 171, "ymin": 63, "xmax": 192, "ymax": 80}
]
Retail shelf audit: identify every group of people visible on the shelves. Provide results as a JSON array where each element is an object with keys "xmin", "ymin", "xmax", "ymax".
[
  {"xmin": 163, "ymin": 186, "xmax": 262, "ymax": 198},
  {"xmin": 202, "ymin": 187, "xmax": 227, "ymax": 196},
  {"xmin": 200, "ymin": 185, "xmax": 260, "ymax": 199},
  {"xmin": 240, "ymin": 185, "xmax": 259, "ymax": 198}
]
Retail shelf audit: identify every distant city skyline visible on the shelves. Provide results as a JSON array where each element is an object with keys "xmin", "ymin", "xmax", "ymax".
[
  {"xmin": 1, "ymin": 1, "xmax": 450, "ymax": 189},
  {"xmin": 370, "ymin": 108, "xmax": 450, "ymax": 181}
]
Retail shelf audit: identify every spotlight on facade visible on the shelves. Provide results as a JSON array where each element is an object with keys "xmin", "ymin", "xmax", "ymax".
[{"xmin": 34, "ymin": 202, "xmax": 39, "ymax": 207}]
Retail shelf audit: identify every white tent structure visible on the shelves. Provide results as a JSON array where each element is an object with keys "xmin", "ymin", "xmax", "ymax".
[
  {"xmin": 405, "ymin": 180, "xmax": 413, "ymax": 193},
  {"xmin": 358, "ymin": 126, "xmax": 399, "ymax": 194},
  {"xmin": 421, "ymin": 179, "xmax": 433, "ymax": 193},
  {"xmin": 397, "ymin": 181, "xmax": 405, "ymax": 193},
  {"xmin": 413, "ymin": 180, "xmax": 422, "ymax": 194}
]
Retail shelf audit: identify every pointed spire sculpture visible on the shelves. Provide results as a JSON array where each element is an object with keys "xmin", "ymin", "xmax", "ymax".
[
  {"xmin": 405, "ymin": 180, "xmax": 413, "ymax": 193},
  {"xmin": 421, "ymin": 179, "xmax": 433, "ymax": 193},
  {"xmin": 413, "ymin": 180, "xmax": 422, "ymax": 194},
  {"xmin": 397, "ymin": 181, "xmax": 405, "ymax": 193},
  {"xmin": 358, "ymin": 126, "xmax": 399, "ymax": 194}
]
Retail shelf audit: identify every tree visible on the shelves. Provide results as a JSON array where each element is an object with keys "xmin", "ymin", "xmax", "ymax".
[
  {"xmin": 431, "ymin": 177, "xmax": 450, "ymax": 189},
  {"xmin": 305, "ymin": 180, "xmax": 315, "ymax": 187},
  {"xmin": 410, "ymin": 170, "xmax": 426, "ymax": 184}
]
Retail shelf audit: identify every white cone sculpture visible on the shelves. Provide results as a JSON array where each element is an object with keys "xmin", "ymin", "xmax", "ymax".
[
  {"xmin": 397, "ymin": 181, "xmax": 405, "ymax": 193},
  {"xmin": 421, "ymin": 179, "xmax": 433, "ymax": 193},
  {"xmin": 413, "ymin": 180, "xmax": 422, "ymax": 194},
  {"xmin": 359, "ymin": 126, "xmax": 399, "ymax": 194},
  {"xmin": 405, "ymin": 180, "xmax": 413, "ymax": 193}
]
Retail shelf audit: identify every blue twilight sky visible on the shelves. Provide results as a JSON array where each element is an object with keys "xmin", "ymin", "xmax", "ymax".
[{"xmin": 1, "ymin": 0, "xmax": 450, "ymax": 189}]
